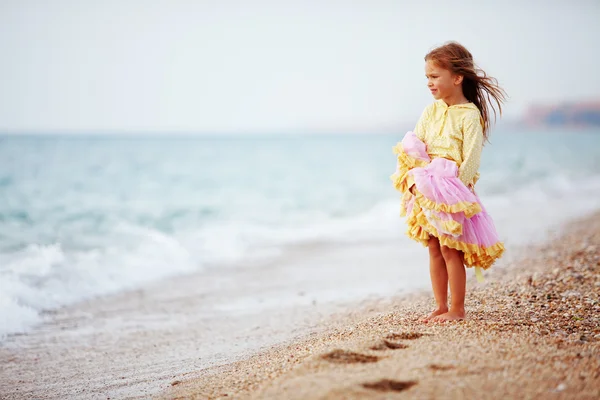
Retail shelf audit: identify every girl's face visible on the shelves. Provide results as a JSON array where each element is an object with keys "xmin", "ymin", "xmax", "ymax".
[{"xmin": 425, "ymin": 60, "xmax": 462, "ymax": 101}]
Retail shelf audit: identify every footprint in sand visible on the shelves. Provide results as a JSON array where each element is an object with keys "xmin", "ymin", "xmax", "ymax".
[
  {"xmin": 320, "ymin": 349, "xmax": 380, "ymax": 364},
  {"xmin": 428, "ymin": 363, "xmax": 455, "ymax": 371},
  {"xmin": 362, "ymin": 379, "xmax": 418, "ymax": 392},
  {"xmin": 385, "ymin": 332, "xmax": 424, "ymax": 340},
  {"xmin": 370, "ymin": 339, "xmax": 409, "ymax": 350},
  {"xmin": 370, "ymin": 331, "xmax": 425, "ymax": 351}
]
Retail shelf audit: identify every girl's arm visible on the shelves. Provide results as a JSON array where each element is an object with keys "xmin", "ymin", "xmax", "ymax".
[
  {"xmin": 459, "ymin": 115, "xmax": 484, "ymax": 187},
  {"xmin": 406, "ymin": 105, "xmax": 432, "ymax": 194},
  {"xmin": 414, "ymin": 104, "xmax": 431, "ymax": 138}
]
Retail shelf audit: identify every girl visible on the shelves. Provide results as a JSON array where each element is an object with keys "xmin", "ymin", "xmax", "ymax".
[{"xmin": 391, "ymin": 41, "xmax": 506, "ymax": 322}]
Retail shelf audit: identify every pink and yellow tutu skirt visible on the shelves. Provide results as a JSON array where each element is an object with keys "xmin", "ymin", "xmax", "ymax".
[{"xmin": 391, "ymin": 131, "xmax": 504, "ymax": 275}]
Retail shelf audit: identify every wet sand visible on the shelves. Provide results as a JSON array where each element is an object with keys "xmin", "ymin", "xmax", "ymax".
[
  {"xmin": 162, "ymin": 213, "xmax": 600, "ymax": 400},
  {"xmin": 0, "ymin": 239, "xmax": 426, "ymax": 399},
  {"xmin": 1, "ymin": 213, "xmax": 599, "ymax": 399}
]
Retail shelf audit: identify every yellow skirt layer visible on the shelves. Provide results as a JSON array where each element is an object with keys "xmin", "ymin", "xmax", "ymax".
[{"xmin": 391, "ymin": 140, "xmax": 504, "ymax": 271}]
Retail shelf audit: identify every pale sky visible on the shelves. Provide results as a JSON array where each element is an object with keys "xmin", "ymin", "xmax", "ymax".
[{"xmin": 1, "ymin": 0, "xmax": 599, "ymax": 134}]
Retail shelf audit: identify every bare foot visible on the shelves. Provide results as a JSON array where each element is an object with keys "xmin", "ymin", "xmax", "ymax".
[
  {"xmin": 420, "ymin": 308, "xmax": 448, "ymax": 323},
  {"xmin": 430, "ymin": 309, "xmax": 466, "ymax": 323}
]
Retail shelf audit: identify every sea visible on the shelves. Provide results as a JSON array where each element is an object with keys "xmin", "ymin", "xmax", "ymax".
[{"xmin": 1, "ymin": 129, "xmax": 600, "ymax": 339}]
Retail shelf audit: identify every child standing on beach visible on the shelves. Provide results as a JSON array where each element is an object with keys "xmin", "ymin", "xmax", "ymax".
[{"xmin": 391, "ymin": 42, "xmax": 506, "ymax": 323}]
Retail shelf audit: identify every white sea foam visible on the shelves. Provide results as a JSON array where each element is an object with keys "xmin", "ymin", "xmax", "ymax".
[{"xmin": 1, "ymin": 132, "xmax": 599, "ymax": 339}]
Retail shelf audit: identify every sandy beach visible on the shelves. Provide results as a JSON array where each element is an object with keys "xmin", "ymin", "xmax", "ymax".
[
  {"xmin": 2, "ymin": 3, "xmax": 600, "ymax": 400},
  {"xmin": 161, "ymin": 213, "xmax": 600, "ymax": 400},
  {"xmin": 1, "ymin": 213, "xmax": 599, "ymax": 400}
]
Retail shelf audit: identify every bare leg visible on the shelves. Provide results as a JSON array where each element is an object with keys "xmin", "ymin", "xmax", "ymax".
[
  {"xmin": 421, "ymin": 237, "xmax": 448, "ymax": 322},
  {"xmin": 431, "ymin": 246, "xmax": 466, "ymax": 322}
]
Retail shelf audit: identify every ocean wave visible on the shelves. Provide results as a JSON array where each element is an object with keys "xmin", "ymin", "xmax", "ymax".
[{"xmin": 1, "ymin": 132, "xmax": 599, "ymax": 339}]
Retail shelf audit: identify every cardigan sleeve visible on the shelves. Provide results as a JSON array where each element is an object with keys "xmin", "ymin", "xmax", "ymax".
[
  {"xmin": 458, "ymin": 114, "xmax": 484, "ymax": 187},
  {"xmin": 413, "ymin": 105, "xmax": 431, "ymax": 139}
]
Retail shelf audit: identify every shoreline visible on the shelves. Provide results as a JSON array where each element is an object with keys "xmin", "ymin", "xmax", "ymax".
[
  {"xmin": 0, "ymin": 234, "xmax": 430, "ymax": 399},
  {"xmin": 0, "ymin": 211, "xmax": 598, "ymax": 399},
  {"xmin": 161, "ymin": 212, "xmax": 600, "ymax": 400}
]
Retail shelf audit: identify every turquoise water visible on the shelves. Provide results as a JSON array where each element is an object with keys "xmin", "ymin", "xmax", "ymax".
[{"xmin": 1, "ymin": 130, "xmax": 599, "ymax": 337}]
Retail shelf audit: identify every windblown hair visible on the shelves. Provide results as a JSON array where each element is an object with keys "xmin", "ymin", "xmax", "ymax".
[{"xmin": 425, "ymin": 41, "xmax": 507, "ymax": 140}]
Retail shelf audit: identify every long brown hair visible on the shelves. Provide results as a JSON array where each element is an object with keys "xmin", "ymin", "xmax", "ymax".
[{"xmin": 425, "ymin": 41, "xmax": 507, "ymax": 140}]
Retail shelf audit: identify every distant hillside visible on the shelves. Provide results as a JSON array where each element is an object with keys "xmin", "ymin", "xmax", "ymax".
[{"xmin": 524, "ymin": 101, "xmax": 600, "ymax": 128}]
